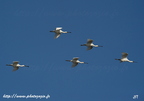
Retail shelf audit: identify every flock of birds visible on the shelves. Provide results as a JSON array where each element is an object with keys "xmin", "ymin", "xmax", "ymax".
[{"xmin": 6, "ymin": 27, "xmax": 136, "ymax": 71}]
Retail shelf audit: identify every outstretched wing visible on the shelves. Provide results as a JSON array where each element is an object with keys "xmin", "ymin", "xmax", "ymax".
[
  {"xmin": 56, "ymin": 27, "xmax": 62, "ymax": 30},
  {"xmin": 87, "ymin": 39, "xmax": 93, "ymax": 44},
  {"xmin": 87, "ymin": 46, "xmax": 93, "ymax": 50},
  {"xmin": 13, "ymin": 61, "xmax": 19, "ymax": 65},
  {"xmin": 72, "ymin": 63, "xmax": 78, "ymax": 67},
  {"xmin": 54, "ymin": 33, "xmax": 61, "ymax": 39},
  {"xmin": 72, "ymin": 57, "xmax": 79, "ymax": 61},
  {"xmin": 72, "ymin": 57, "xmax": 79, "ymax": 63},
  {"xmin": 13, "ymin": 67, "xmax": 19, "ymax": 71},
  {"xmin": 122, "ymin": 52, "xmax": 128, "ymax": 58}
]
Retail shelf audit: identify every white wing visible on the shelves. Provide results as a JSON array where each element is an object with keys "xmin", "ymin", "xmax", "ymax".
[
  {"xmin": 56, "ymin": 27, "xmax": 62, "ymax": 30},
  {"xmin": 54, "ymin": 33, "xmax": 61, "ymax": 39}
]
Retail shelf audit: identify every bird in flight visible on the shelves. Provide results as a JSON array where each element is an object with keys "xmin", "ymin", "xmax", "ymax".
[
  {"xmin": 6, "ymin": 61, "xmax": 29, "ymax": 71},
  {"xmin": 115, "ymin": 52, "xmax": 136, "ymax": 63},
  {"xmin": 50, "ymin": 27, "xmax": 71, "ymax": 39},
  {"xmin": 66, "ymin": 57, "xmax": 88, "ymax": 67},
  {"xmin": 81, "ymin": 39, "xmax": 103, "ymax": 50}
]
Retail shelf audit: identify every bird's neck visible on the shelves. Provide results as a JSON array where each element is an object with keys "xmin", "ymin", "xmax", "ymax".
[
  {"xmin": 79, "ymin": 62, "xmax": 84, "ymax": 64},
  {"xmin": 93, "ymin": 45, "xmax": 98, "ymax": 47},
  {"xmin": 62, "ymin": 31, "xmax": 68, "ymax": 33}
]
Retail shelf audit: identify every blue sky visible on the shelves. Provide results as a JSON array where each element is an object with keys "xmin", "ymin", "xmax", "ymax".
[{"xmin": 0, "ymin": 0, "xmax": 144, "ymax": 101}]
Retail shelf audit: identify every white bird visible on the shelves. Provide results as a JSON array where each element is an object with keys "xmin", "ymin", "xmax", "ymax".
[
  {"xmin": 66, "ymin": 57, "xmax": 88, "ymax": 67},
  {"xmin": 115, "ymin": 52, "xmax": 136, "ymax": 63},
  {"xmin": 50, "ymin": 27, "xmax": 71, "ymax": 39},
  {"xmin": 81, "ymin": 39, "xmax": 103, "ymax": 50},
  {"xmin": 6, "ymin": 61, "xmax": 29, "ymax": 71}
]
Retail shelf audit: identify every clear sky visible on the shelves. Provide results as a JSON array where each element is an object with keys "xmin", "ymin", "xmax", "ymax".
[{"xmin": 0, "ymin": 0, "xmax": 144, "ymax": 101}]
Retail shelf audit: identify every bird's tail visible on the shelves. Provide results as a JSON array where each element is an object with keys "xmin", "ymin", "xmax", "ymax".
[
  {"xmin": 50, "ymin": 31, "xmax": 54, "ymax": 32},
  {"xmin": 115, "ymin": 59, "xmax": 122, "ymax": 63},
  {"xmin": 81, "ymin": 44, "xmax": 86, "ymax": 46},
  {"xmin": 6, "ymin": 64, "xmax": 12, "ymax": 66},
  {"xmin": 66, "ymin": 60, "xmax": 71, "ymax": 62}
]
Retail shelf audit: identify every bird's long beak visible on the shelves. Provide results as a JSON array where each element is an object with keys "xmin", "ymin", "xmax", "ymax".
[
  {"xmin": 84, "ymin": 62, "xmax": 88, "ymax": 64},
  {"xmin": 133, "ymin": 61, "xmax": 137, "ymax": 63},
  {"xmin": 25, "ymin": 65, "xmax": 29, "ymax": 67}
]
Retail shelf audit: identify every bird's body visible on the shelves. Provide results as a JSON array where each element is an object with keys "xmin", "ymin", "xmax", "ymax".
[
  {"xmin": 50, "ymin": 27, "xmax": 71, "ymax": 39},
  {"xmin": 81, "ymin": 39, "xmax": 103, "ymax": 50},
  {"xmin": 115, "ymin": 53, "xmax": 136, "ymax": 63},
  {"xmin": 6, "ymin": 61, "xmax": 29, "ymax": 71},
  {"xmin": 66, "ymin": 57, "xmax": 88, "ymax": 67}
]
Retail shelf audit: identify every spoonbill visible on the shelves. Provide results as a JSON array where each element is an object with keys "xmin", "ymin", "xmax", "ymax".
[
  {"xmin": 66, "ymin": 57, "xmax": 88, "ymax": 67},
  {"xmin": 6, "ymin": 61, "xmax": 29, "ymax": 71},
  {"xmin": 50, "ymin": 27, "xmax": 71, "ymax": 39},
  {"xmin": 115, "ymin": 52, "xmax": 136, "ymax": 63},
  {"xmin": 81, "ymin": 39, "xmax": 103, "ymax": 50}
]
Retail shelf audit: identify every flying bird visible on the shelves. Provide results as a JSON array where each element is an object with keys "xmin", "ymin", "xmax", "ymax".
[
  {"xmin": 50, "ymin": 27, "xmax": 71, "ymax": 39},
  {"xmin": 66, "ymin": 57, "xmax": 88, "ymax": 67},
  {"xmin": 6, "ymin": 61, "xmax": 29, "ymax": 71},
  {"xmin": 81, "ymin": 39, "xmax": 103, "ymax": 50},
  {"xmin": 115, "ymin": 52, "xmax": 136, "ymax": 63}
]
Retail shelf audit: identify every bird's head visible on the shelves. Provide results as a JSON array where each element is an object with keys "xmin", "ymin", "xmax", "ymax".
[
  {"xmin": 132, "ymin": 61, "xmax": 137, "ymax": 63},
  {"xmin": 24, "ymin": 65, "xmax": 29, "ymax": 67}
]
